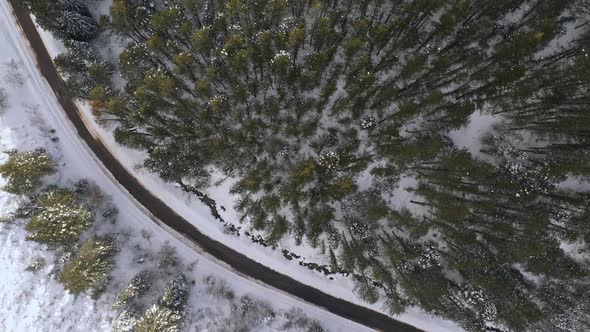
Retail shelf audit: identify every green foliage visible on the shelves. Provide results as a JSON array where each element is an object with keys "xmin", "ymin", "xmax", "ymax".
[
  {"xmin": 23, "ymin": 0, "xmax": 98, "ymax": 42},
  {"xmin": 25, "ymin": 189, "xmax": 93, "ymax": 246},
  {"xmin": 0, "ymin": 149, "xmax": 54, "ymax": 195},
  {"xmin": 354, "ymin": 277, "xmax": 379, "ymax": 304},
  {"xmin": 54, "ymin": 40, "xmax": 114, "ymax": 98},
  {"xmin": 135, "ymin": 305, "xmax": 182, "ymax": 332},
  {"xmin": 59, "ymin": 237, "xmax": 116, "ymax": 293},
  {"xmin": 113, "ymin": 271, "xmax": 152, "ymax": 310},
  {"xmin": 135, "ymin": 274, "xmax": 189, "ymax": 332}
]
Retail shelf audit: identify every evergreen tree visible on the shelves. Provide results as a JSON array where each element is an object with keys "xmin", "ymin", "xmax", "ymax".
[
  {"xmin": 0, "ymin": 149, "xmax": 54, "ymax": 195},
  {"xmin": 57, "ymin": 8, "xmax": 98, "ymax": 41},
  {"xmin": 113, "ymin": 270, "xmax": 152, "ymax": 310},
  {"xmin": 26, "ymin": 189, "xmax": 93, "ymax": 246},
  {"xmin": 112, "ymin": 308, "xmax": 139, "ymax": 332},
  {"xmin": 54, "ymin": 40, "xmax": 114, "ymax": 98},
  {"xmin": 21, "ymin": 0, "xmax": 98, "ymax": 41},
  {"xmin": 135, "ymin": 274, "xmax": 189, "ymax": 332},
  {"xmin": 59, "ymin": 237, "xmax": 116, "ymax": 293},
  {"xmin": 135, "ymin": 305, "xmax": 182, "ymax": 332}
]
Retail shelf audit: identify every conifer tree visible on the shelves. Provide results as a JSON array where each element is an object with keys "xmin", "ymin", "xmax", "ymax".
[
  {"xmin": 59, "ymin": 237, "xmax": 116, "ymax": 293},
  {"xmin": 0, "ymin": 150, "xmax": 54, "ymax": 195},
  {"xmin": 113, "ymin": 271, "xmax": 152, "ymax": 310},
  {"xmin": 135, "ymin": 274, "xmax": 189, "ymax": 332},
  {"xmin": 25, "ymin": 189, "xmax": 93, "ymax": 246},
  {"xmin": 21, "ymin": 0, "xmax": 98, "ymax": 41}
]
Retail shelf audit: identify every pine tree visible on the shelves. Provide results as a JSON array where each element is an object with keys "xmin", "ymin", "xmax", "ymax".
[
  {"xmin": 54, "ymin": 40, "xmax": 114, "ymax": 98},
  {"xmin": 113, "ymin": 271, "xmax": 152, "ymax": 310},
  {"xmin": 25, "ymin": 189, "xmax": 93, "ymax": 246},
  {"xmin": 0, "ymin": 149, "xmax": 54, "ymax": 195},
  {"xmin": 57, "ymin": 9, "xmax": 98, "ymax": 41},
  {"xmin": 59, "ymin": 237, "xmax": 116, "ymax": 293},
  {"xmin": 135, "ymin": 274, "xmax": 189, "ymax": 332},
  {"xmin": 22, "ymin": 0, "xmax": 98, "ymax": 42},
  {"xmin": 112, "ymin": 308, "xmax": 139, "ymax": 332},
  {"xmin": 135, "ymin": 305, "xmax": 182, "ymax": 332},
  {"xmin": 354, "ymin": 276, "xmax": 379, "ymax": 304}
]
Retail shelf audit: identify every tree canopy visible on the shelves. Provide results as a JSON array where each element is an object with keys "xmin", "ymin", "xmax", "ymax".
[{"xmin": 45, "ymin": 0, "xmax": 590, "ymax": 330}]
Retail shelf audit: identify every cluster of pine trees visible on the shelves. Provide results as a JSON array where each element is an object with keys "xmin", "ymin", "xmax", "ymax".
[
  {"xmin": 23, "ymin": 0, "xmax": 590, "ymax": 330},
  {"xmin": 111, "ymin": 255, "xmax": 192, "ymax": 332},
  {"xmin": 0, "ymin": 148, "xmax": 196, "ymax": 330},
  {"xmin": 133, "ymin": 274, "xmax": 189, "ymax": 332},
  {"xmin": 1, "ymin": 150, "xmax": 118, "ymax": 295}
]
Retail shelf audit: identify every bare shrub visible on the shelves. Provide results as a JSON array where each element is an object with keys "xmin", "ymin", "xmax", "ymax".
[
  {"xmin": 157, "ymin": 244, "xmax": 180, "ymax": 271},
  {"xmin": 203, "ymin": 274, "xmax": 235, "ymax": 300},
  {"xmin": 0, "ymin": 87, "xmax": 7, "ymax": 113},
  {"xmin": 4, "ymin": 60, "xmax": 24, "ymax": 87}
]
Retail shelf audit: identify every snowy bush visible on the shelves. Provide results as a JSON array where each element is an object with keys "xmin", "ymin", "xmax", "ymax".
[
  {"xmin": 0, "ymin": 87, "xmax": 6, "ymax": 113},
  {"xmin": 282, "ymin": 308, "xmax": 325, "ymax": 332},
  {"xmin": 220, "ymin": 295, "xmax": 275, "ymax": 331},
  {"xmin": 3, "ymin": 60, "xmax": 24, "ymax": 87},
  {"xmin": 78, "ymin": 180, "xmax": 105, "ymax": 208},
  {"xmin": 318, "ymin": 151, "xmax": 340, "ymax": 170},
  {"xmin": 204, "ymin": 274, "xmax": 235, "ymax": 300},
  {"xmin": 102, "ymin": 207, "xmax": 119, "ymax": 222},
  {"xmin": 360, "ymin": 117, "xmax": 376, "ymax": 130},
  {"xmin": 0, "ymin": 212, "xmax": 14, "ymax": 223},
  {"xmin": 24, "ymin": 257, "xmax": 46, "ymax": 272},
  {"xmin": 157, "ymin": 244, "xmax": 180, "ymax": 271}
]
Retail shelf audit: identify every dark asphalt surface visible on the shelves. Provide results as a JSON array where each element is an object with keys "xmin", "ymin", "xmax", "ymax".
[{"xmin": 6, "ymin": 2, "xmax": 424, "ymax": 331}]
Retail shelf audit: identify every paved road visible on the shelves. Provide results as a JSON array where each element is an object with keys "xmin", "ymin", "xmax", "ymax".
[{"xmin": 6, "ymin": 2, "xmax": 423, "ymax": 331}]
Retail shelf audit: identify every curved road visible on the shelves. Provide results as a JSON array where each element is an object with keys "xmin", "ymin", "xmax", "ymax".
[{"xmin": 6, "ymin": 2, "xmax": 422, "ymax": 331}]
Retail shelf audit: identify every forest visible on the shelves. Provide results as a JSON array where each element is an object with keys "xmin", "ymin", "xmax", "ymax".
[{"xmin": 15, "ymin": 0, "xmax": 590, "ymax": 331}]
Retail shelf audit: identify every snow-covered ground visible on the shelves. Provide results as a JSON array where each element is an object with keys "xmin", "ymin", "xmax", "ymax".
[{"xmin": 0, "ymin": 1, "xmax": 410, "ymax": 330}]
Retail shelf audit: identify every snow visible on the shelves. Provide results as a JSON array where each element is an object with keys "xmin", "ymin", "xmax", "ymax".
[
  {"xmin": 33, "ymin": 19, "xmax": 66, "ymax": 56},
  {"xmin": 536, "ymin": 11, "xmax": 586, "ymax": 59},
  {"xmin": 448, "ymin": 109, "xmax": 500, "ymax": 159},
  {"xmin": 9, "ymin": 0, "xmax": 589, "ymax": 330},
  {"xmin": 0, "ymin": 18, "xmax": 111, "ymax": 327},
  {"xmin": 0, "ymin": 1, "xmax": 382, "ymax": 331},
  {"xmin": 388, "ymin": 175, "xmax": 422, "ymax": 215},
  {"xmin": 0, "ymin": 221, "xmax": 112, "ymax": 331},
  {"xmin": 557, "ymin": 177, "xmax": 590, "ymax": 192}
]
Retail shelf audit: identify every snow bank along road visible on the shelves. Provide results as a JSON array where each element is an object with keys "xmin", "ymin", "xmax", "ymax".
[{"xmin": 3, "ymin": 1, "xmax": 422, "ymax": 331}]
